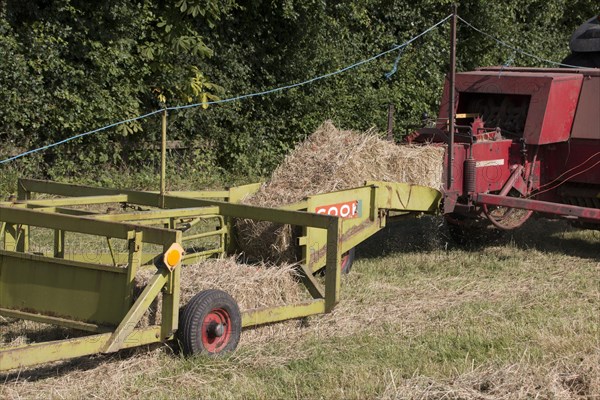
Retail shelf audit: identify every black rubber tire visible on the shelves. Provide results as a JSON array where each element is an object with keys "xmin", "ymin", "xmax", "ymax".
[
  {"xmin": 340, "ymin": 247, "xmax": 356, "ymax": 274},
  {"xmin": 178, "ymin": 289, "xmax": 241, "ymax": 356}
]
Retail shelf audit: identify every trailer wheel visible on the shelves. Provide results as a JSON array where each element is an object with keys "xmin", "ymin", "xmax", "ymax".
[
  {"xmin": 340, "ymin": 248, "xmax": 355, "ymax": 274},
  {"xmin": 178, "ymin": 289, "xmax": 241, "ymax": 356}
]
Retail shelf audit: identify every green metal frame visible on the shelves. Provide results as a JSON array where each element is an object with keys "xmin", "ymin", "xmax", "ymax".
[{"xmin": 0, "ymin": 178, "xmax": 441, "ymax": 371}]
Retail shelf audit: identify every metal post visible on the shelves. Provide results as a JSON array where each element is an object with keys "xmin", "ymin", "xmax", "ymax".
[
  {"xmin": 160, "ymin": 109, "xmax": 167, "ymax": 207},
  {"xmin": 447, "ymin": 4, "xmax": 457, "ymax": 191},
  {"xmin": 17, "ymin": 183, "xmax": 29, "ymax": 252},
  {"xmin": 386, "ymin": 104, "xmax": 395, "ymax": 142}
]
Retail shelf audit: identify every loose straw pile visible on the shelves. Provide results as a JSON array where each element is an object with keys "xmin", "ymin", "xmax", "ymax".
[
  {"xmin": 236, "ymin": 121, "xmax": 444, "ymax": 261},
  {"xmin": 135, "ymin": 257, "xmax": 307, "ymax": 326}
]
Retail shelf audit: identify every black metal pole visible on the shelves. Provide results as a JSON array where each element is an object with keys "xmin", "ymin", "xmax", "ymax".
[{"xmin": 447, "ymin": 4, "xmax": 457, "ymax": 191}]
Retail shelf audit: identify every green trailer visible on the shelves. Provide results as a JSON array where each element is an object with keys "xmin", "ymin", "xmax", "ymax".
[{"xmin": 0, "ymin": 178, "xmax": 441, "ymax": 371}]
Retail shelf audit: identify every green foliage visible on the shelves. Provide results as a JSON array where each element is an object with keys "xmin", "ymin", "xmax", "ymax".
[{"xmin": 0, "ymin": 0, "xmax": 596, "ymax": 189}]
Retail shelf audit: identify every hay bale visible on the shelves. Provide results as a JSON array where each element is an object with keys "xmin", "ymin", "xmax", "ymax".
[
  {"xmin": 234, "ymin": 219, "xmax": 297, "ymax": 263},
  {"xmin": 135, "ymin": 257, "xmax": 307, "ymax": 327},
  {"xmin": 236, "ymin": 121, "xmax": 445, "ymax": 261}
]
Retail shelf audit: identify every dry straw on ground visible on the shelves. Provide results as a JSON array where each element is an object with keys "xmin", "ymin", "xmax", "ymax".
[
  {"xmin": 379, "ymin": 354, "xmax": 600, "ymax": 400},
  {"xmin": 236, "ymin": 120, "xmax": 445, "ymax": 262}
]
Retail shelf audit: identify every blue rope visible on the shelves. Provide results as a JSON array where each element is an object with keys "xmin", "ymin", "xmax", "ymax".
[
  {"xmin": 0, "ymin": 110, "xmax": 164, "ymax": 164},
  {"xmin": 498, "ymin": 53, "xmax": 515, "ymax": 77},
  {"xmin": 384, "ymin": 46, "xmax": 406, "ymax": 80},
  {"xmin": 458, "ymin": 16, "xmax": 581, "ymax": 69},
  {"xmin": 0, "ymin": 14, "xmax": 451, "ymax": 165}
]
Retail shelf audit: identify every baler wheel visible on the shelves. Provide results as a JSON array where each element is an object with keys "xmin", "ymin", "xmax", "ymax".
[
  {"xmin": 178, "ymin": 289, "xmax": 241, "ymax": 356},
  {"xmin": 483, "ymin": 190, "xmax": 533, "ymax": 230}
]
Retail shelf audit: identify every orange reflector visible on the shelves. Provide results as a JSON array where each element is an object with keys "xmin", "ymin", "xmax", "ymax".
[
  {"xmin": 163, "ymin": 243, "xmax": 184, "ymax": 270},
  {"xmin": 166, "ymin": 250, "xmax": 180, "ymax": 266}
]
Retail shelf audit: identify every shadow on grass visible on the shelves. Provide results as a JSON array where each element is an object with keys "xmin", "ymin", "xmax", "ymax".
[{"xmin": 356, "ymin": 215, "xmax": 600, "ymax": 261}]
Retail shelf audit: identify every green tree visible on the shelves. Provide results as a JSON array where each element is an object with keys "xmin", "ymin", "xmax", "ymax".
[
  {"xmin": 0, "ymin": 0, "xmax": 231, "ymax": 176},
  {"xmin": 0, "ymin": 0, "xmax": 596, "ymax": 185}
]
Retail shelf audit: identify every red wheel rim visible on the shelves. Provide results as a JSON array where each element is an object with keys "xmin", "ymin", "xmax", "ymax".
[
  {"xmin": 341, "ymin": 252, "xmax": 349, "ymax": 271},
  {"xmin": 201, "ymin": 308, "xmax": 232, "ymax": 353}
]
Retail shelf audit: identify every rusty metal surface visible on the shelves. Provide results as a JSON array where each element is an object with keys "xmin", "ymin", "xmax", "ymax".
[
  {"xmin": 437, "ymin": 71, "xmax": 584, "ymax": 145},
  {"xmin": 477, "ymin": 67, "xmax": 600, "ymax": 76},
  {"xmin": 477, "ymin": 193, "xmax": 600, "ymax": 221}
]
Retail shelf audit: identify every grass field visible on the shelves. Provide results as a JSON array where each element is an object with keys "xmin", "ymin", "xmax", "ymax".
[{"xmin": 1, "ymin": 217, "xmax": 598, "ymax": 399}]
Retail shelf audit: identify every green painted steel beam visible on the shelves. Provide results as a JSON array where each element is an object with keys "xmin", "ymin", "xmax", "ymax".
[
  {"xmin": 62, "ymin": 249, "xmax": 220, "ymax": 267},
  {"xmin": 324, "ymin": 219, "xmax": 342, "ymax": 312},
  {"xmin": 56, "ymin": 252, "xmax": 148, "ymax": 266},
  {"xmin": 162, "ymin": 190, "xmax": 229, "ymax": 198},
  {"xmin": 87, "ymin": 206, "xmax": 221, "ymax": 222},
  {"xmin": 276, "ymin": 201, "xmax": 308, "ymax": 211},
  {"xmin": 16, "ymin": 181, "xmax": 327, "ymax": 231},
  {"xmin": 307, "ymin": 217, "xmax": 384, "ymax": 272},
  {"xmin": 27, "ymin": 206, "xmax": 98, "ymax": 216},
  {"xmin": 104, "ymin": 268, "xmax": 168, "ymax": 353},
  {"xmin": 160, "ymin": 266, "xmax": 180, "ymax": 339},
  {"xmin": 227, "ymin": 182, "xmax": 263, "ymax": 203},
  {"xmin": 0, "ymin": 205, "xmax": 179, "ymax": 245},
  {"xmin": 180, "ymin": 249, "xmax": 222, "ymax": 264},
  {"xmin": 22, "ymin": 194, "xmax": 128, "ymax": 207},
  {"xmin": 0, "ymin": 308, "xmax": 112, "ymax": 333},
  {"xmin": 0, "ymin": 326, "xmax": 163, "ymax": 372},
  {"xmin": 0, "ymin": 202, "xmax": 99, "ymax": 216},
  {"xmin": 367, "ymin": 181, "xmax": 442, "ymax": 213},
  {"xmin": 0, "ymin": 249, "xmax": 126, "ymax": 274},
  {"xmin": 19, "ymin": 179, "xmax": 160, "ymax": 207},
  {"xmin": 54, "ymin": 229, "xmax": 65, "ymax": 258},
  {"xmin": 194, "ymin": 200, "xmax": 336, "ymax": 229},
  {"xmin": 241, "ymin": 299, "xmax": 326, "ymax": 327},
  {"xmin": 296, "ymin": 263, "xmax": 325, "ymax": 299},
  {"xmin": 123, "ymin": 231, "xmax": 144, "ymax": 318},
  {"xmin": 3, "ymin": 224, "xmax": 17, "ymax": 251},
  {"xmin": 182, "ymin": 227, "xmax": 226, "ymax": 241}
]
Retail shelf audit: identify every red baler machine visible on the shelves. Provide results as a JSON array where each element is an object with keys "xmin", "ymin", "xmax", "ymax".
[{"xmin": 409, "ymin": 67, "xmax": 600, "ymax": 233}]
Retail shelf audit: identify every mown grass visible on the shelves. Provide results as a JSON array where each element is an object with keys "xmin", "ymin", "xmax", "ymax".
[{"xmin": 1, "ymin": 218, "xmax": 599, "ymax": 399}]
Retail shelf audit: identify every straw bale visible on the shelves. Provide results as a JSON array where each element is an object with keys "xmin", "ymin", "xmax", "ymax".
[
  {"xmin": 135, "ymin": 256, "xmax": 307, "ymax": 327},
  {"xmin": 236, "ymin": 120, "xmax": 445, "ymax": 261}
]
